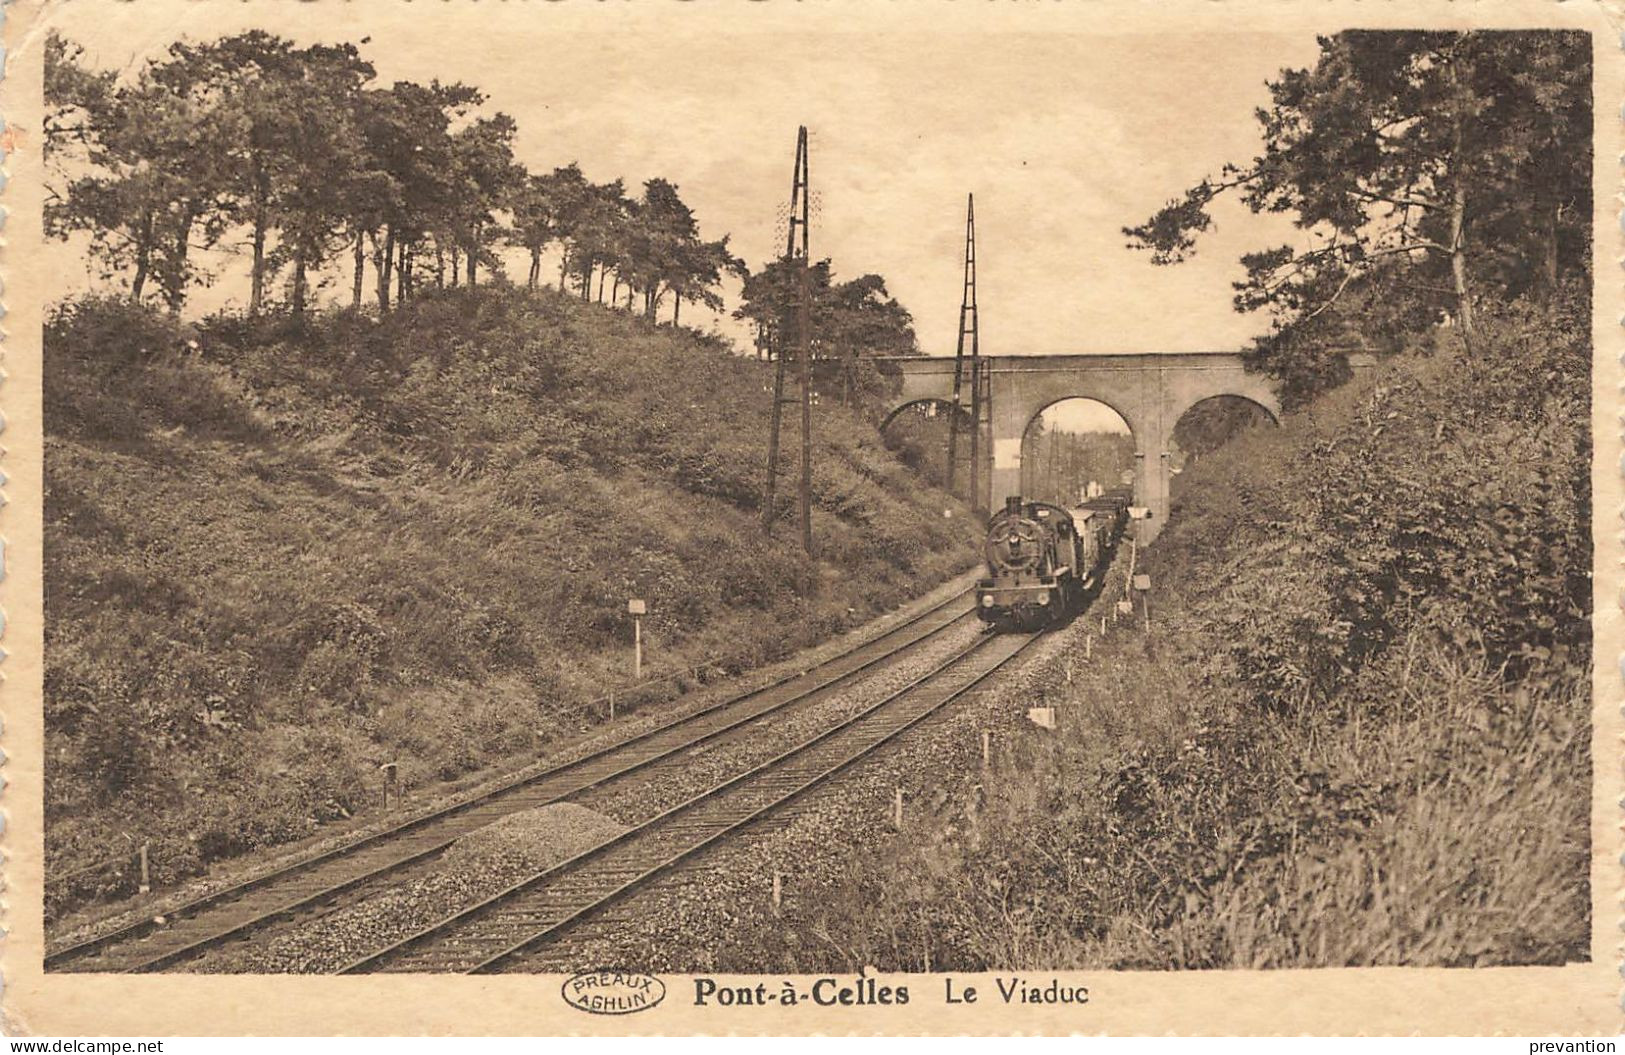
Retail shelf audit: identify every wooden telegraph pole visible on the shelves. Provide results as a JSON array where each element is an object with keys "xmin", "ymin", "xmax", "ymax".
[
  {"xmin": 795, "ymin": 138, "xmax": 814, "ymax": 555},
  {"xmin": 762, "ymin": 126, "xmax": 815, "ymax": 555}
]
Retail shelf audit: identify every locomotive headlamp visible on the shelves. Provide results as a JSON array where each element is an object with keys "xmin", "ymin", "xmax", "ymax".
[
  {"xmin": 1037, "ymin": 591, "xmax": 1051, "ymax": 605},
  {"xmin": 981, "ymin": 596, "xmax": 995, "ymax": 608}
]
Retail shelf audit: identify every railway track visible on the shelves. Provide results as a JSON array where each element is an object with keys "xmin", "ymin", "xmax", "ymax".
[
  {"xmin": 340, "ymin": 626, "xmax": 1041, "ymax": 974},
  {"xmin": 47, "ymin": 582, "xmax": 979, "ymax": 974}
]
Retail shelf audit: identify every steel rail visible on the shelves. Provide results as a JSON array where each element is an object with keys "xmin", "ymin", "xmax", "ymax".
[
  {"xmin": 340, "ymin": 626, "xmax": 1039, "ymax": 975},
  {"xmin": 49, "ymin": 581, "xmax": 978, "ymax": 973}
]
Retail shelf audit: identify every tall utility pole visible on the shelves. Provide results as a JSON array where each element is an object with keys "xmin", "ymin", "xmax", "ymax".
[
  {"xmin": 761, "ymin": 126, "xmax": 815, "ymax": 555},
  {"xmin": 946, "ymin": 193, "xmax": 980, "ymax": 508}
]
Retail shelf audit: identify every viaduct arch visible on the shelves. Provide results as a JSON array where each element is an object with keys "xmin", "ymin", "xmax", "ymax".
[{"xmin": 875, "ymin": 353, "xmax": 1282, "ymax": 543}]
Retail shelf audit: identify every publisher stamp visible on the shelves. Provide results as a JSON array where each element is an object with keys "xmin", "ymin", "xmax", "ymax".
[{"xmin": 562, "ymin": 972, "xmax": 667, "ymax": 1016}]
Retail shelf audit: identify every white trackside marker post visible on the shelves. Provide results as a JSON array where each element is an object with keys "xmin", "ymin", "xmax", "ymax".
[
  {"xmin": 772, "ymin": 870, "xmax": 783, "ymax": 914},
  {"xmin": 628, "ymin": 598, "xmax": 646, "ymax": 681},
  {"xmin": 138, "ymin": 841, "xmax": 150, "ymax": 896},
  {"xmin": 981, "ymin": 730, "xmax": 991, "ymax": 768},
  {"xmin": 893, "ymin": 787, "xmax": 904, "ymax": 829}
]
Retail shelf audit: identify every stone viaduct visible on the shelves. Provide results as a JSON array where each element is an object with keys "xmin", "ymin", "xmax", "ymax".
[{"xmin": 875, "ymin": 352, "xmax": 1283, "ymax": 543}]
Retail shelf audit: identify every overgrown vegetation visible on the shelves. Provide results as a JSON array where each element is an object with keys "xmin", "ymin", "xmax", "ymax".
[
  {"xmin": 880, "ymin": 404, "xmax": 958, "ymax": 491},
  {"xmin": 43, "ymin": 287, "xmax": 977, "ymax": 919},
  {"xmin": 41, "ymin": 24, "xmax": 942, "ymax": 926},
  {"xmin": 777, "ymin": 29, "xmax": 1594, "ymax": 970},
  {"xmin": 791, "ymin": 294, "xmax": 1590, "ymax": 970}
]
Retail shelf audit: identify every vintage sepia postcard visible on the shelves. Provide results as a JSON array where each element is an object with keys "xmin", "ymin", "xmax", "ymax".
[{"xmin": 2, "ymin": 0, "xmax": 1620, "ymax": 1036}]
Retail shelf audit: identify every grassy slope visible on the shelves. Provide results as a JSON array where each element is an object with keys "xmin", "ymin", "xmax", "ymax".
[
  {"xmin": 795, "ymin": 302, "xmax": 1592, "ymax": 970},
  {"xmin": 44, "ymin": 288, "xmax": 978, "ymax": 912}
]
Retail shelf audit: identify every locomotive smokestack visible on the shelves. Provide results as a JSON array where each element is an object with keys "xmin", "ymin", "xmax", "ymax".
[{"xmin": 1004, "ymin": 496, "xmax": 1022, "ymax": 515}]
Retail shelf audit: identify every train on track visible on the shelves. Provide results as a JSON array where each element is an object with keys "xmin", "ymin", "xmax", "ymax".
[{"xmin": 975, "ymin": 489, "xmax": 1132, "ymax": 631}]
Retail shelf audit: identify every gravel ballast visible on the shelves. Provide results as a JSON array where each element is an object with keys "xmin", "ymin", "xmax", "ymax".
[
  {"xmin": 574, "ymin": 620, "xmax": 986, "ymax": 828},
  {"xmin": 192, "ymin": 803, "xmax": 627, "ymax": 973}
]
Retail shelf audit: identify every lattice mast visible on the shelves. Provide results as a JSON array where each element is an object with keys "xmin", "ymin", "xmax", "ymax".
[
  {"xmin": 761, "ymin": 126, "xmax": 815, "ymax": 554},
  {"xmin": 971, "ymin": 333, "xmax": 989, "ymax": 514},
  {"xmin": 946, "ymin": 193, "xmax": 981, "ymax": 506}
]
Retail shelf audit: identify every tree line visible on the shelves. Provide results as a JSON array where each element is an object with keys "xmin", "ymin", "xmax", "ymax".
[
  {"xmin": 1124, "ymin": 30, "xmax": 1591, "ymax": 406},
  {"xmin": 41, "ymin": 31, "xmax": 732, "ymax": 327},
  {"xmin": 1020, "ymin": 423, "xmax": 1135, "ymax": 508},
  {"xmin": 43, "ymin": 30, "xmax": 923, "ymax": 368},
  {"xmin": 735, "ymin": 256, "xmax": 920, "ymax": 404}
]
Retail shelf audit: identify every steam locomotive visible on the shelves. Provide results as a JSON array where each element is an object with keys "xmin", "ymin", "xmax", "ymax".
[{"xmin": 975, "ymin": 489, "xmax": 1131, "ymax": 631}]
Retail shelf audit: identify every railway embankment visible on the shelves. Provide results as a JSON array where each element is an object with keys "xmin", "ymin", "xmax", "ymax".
[
  {"xmin": 44, "ymin": 287, "xmax": 980, "ymax": 930},
  {"xmin": 784, "ymin": 305, "xmax": 1593, "ymax": 971}
]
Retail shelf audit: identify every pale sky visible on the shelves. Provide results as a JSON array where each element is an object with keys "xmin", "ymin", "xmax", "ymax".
[
  {"xmin": 39, "ymin": 4, "xmax": 1324, "ymax": 357},
  {"xmin": 1041, "ymin": 398, "xmax": 1132, "ymax": 437}
]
